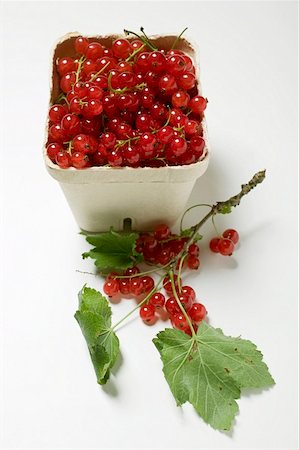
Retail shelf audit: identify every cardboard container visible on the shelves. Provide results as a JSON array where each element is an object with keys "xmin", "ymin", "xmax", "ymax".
[{"xmin": 44, "ymin": 33, "xmax": 210, "ymax": 232}]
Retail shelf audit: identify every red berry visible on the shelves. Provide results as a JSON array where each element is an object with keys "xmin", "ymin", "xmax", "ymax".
[
  {"xmin": 157, "ymin": 126, "xmax": 175, "ymax": 145},
  {"xmin": 49, "ymin": 124, "xmax": 67, "ymax": 142},
  {"xmin": 209, "ymin": 238, "xmax": 220, "ymax": 253},
  {"xmin": 156, "ymin": 248, "xmax": 171, "ymax": 265},
  {"xmin": 172, "ymin": 90, "xmax": 190, "ymax": 108},
  {"xmin": 131, "ymin": 39, "xmax": 144, "ymax": 50},
  {"xmin": 85, "ymin": 42, "xmax": 104, "ymax": 60},
  {"xmin": 47, "ymin": 142, "xmax": 63, "ymax": 161},
  {"xmin": 100, "ymin": 131, "xmax": 116, "ymax": 149},
  {"xmin": 107, "ymin": 149, "xmax": 123, "ymax": 167},
  {"xmin": 185, "ymin": 120, "xmax": 203, "ymax": 137},
  {"xmin": 141, "ymin": 276, "xmax": 155, "ymax": 294},
  {"xmin": 159, "ymin": 74, "xmax": 178, "ymax": 96},
  {"xmin": 73, "ymin": 134, "xmax": 98, "ymax": 154},
  {"xmin": 188, "ymin": 96, "xmax": 208, "ymax": 115},
  {"xmin": 187, "ymin": 255, "xmax": 200, "ymax": 270},
  {"xmin": 124, "ymin": 266, "xmax": 140, "ymax": 276},
  {"xmin": 60, "ymin": 72, "xmax": 76, "ymax": 92},
  {"xmin": 103, "ymin": 279, "xmax": 120, "ymax": 297},
  {"xmin": 91, "ymin": 145, "xmax": 107, "ymax": 166},
  {"xmin": 119, "ymin": 279, "xmax": 131, "ymax": 295},
  {"xmin": 218, "ymin": 239, "xmax": 234, "ymax": 256},
  {"xmin": 124, "ymin": 145, "xmax": 141, "ymax": 165},
  {"xmin": 189, "ymin": 136, "xmax": 205, "ymax": 156},
  {"xmin": 177, "ymin": 293, "xmax": 192, "ymax": 311},
  {"xmin": 171, "ymin": 313, "xmax": 189, "ymax": 331},
  {"xmin": 168, "ymin": 137, "xmax": 187, "ymax": 157},
  {"xmin": 188, "ymin": 243, "xmax": 199, "ymax": 256},
  {"xmin": 163, "ymin": 274, "xmax": 181, "ymax": 293},
  {"xmin": 181, "ymin": 286, "xmax": 196, "ymax": 302},
  {"xmin": 222, "ymin": 229, "xmax": 239, "ymax": 244},
  {"xmin": 154, "ymin": 224, "xmax": 171, "ymax": 241},
  {"xmin": 112, "ymin": 39, "xmax": 132, "ymax": 59},
  {"xmin": 61, "ymin": 113, "xmax": 81, "ymax": 137},
  {"xmin": 166, "ymin": 54, "xmax": 186, "ymax": 76},
  {"xmin": 71, "ymin": 151, "xmax": 88, "ymax": 169},
  {"xmin": 148, "ymin": 51, "xmax": 167, "ymax": 73},
  {"xmin": 75, "ymin": 36, "xmax": 89, "ymax": 54},
  {"xmin": 55, "ymin": 151, "xmax": 71, "ymax": 168},
  {"xmin": 139, "ymin": 304, "xmax": 156, "ymax": 323},
  {"xmin": 82, "ymin": 99, "xmax": 103, "ymax": 117},
  {"xmin": 135, "ymin": 52, "xmax": 150, "ymax": 73},
  {"xmin": 49, "ymin": 104, "xmax": 68, "ymax": 123},
  {"xmin": 165, "ymin": 297, "xmax": 180, "ymax": 315},
  {"xmin": 177, "ymin": 72, "xmax": 196, "ymax": 90},
  {"xmin": 149, "ymin": 292, "xmax": 165, "ymax": 308},
  {"xmin": 130, "ymin": 277, "xmax": 144, "ymax": 296},
  {"xmin": 189, "ymin": 303, "xmax": 207, "ymax": 322},
  {"xmin": 57, "ymin": 57, "xmax": 76, "ymax": 76}
]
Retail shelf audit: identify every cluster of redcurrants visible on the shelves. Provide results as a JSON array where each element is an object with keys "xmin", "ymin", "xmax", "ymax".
[
  {"xmin": 209, "ymin": 229, "xmax": 239, "ymax": 255},
  {"xmin": 135, "ymin": 223, "xmax": 200, "ymax": 269},
  {"xmin": 46, "ymin": 33, "xmax": 207, "ymax": 169},
  {"xmin": 103, "ymin": 268, "xmax": 207, "ymax": 335}
]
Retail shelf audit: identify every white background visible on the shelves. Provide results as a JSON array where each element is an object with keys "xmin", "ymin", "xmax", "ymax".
[{"xmin": 0, "ymin": 1, "xmax": 298, "ymax": 449}]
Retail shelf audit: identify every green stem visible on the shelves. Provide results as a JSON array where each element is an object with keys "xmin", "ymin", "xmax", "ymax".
[
  {"xmin": 115, "ymin": 136, "xmax": 141, "ymax": 148},
  {"xmin": 180, "ymin": 204, "xmax": 213, "ymax": 233},
  {"xmin": 75, "ymin": 55, "xmax": 85, "ymax": 83},
  {"xmin": 126, "ymin": 43, "xmax": 146, "ymax": 62},
  {"xmin": 212, "ymin": 215, "xmax": 221, "ymax": 237},
  {"xmin": 173, "ymin": 170, "xmax": 266, "ymax": 267},
  {"xmin": 124, "ymin": 28, "xmax": 157, "ymax": 51},
  {"xmin": 176, "ymin": 253, "xmax": 188, "ymax": 292},
  {"xmin": 111, "ymin": 276, "xmax": 163, "ymax": 331},
  {"xmin": 113, "ymin": 263, "xmax": 170, "ymax": 279},
  {"xmin": 169, "ymin": 270, "xmax": 196, "ymax": 338},
  {"xmin": 89, "ymin": 61, "xmax": 110, "ymax": 81},
  {"xmin": 170, "ymin": 27, "xmax": 188, "ymax": 50}
]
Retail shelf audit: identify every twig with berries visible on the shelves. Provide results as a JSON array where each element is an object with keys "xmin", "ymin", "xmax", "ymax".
[{"xmin": 75, "ymin": 170, "xmax": 274, "ymax": 431}]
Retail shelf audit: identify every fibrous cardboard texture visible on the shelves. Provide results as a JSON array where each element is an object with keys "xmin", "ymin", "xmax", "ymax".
[{"xmin": 44, "ymin": 32, "xmax": 210, "ymax": 231}]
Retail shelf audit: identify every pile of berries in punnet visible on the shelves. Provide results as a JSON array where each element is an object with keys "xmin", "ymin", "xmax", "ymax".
[
  {"xmin": 46, "ymin": 33, "xmax": 208, "ymax": 169},
  {"xmin": 102, "ymin": 224, "xmax": 239, "ymax": 335}
]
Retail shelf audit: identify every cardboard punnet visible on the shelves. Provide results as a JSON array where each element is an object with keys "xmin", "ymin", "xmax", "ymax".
[{"xmin": 44, "ymin": 33, "xmax": 210, "ymax": 232}]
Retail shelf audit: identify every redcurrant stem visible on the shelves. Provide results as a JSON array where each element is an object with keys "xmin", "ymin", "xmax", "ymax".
[
  {"xmin": 123, "ymin": 29, "xmax": 158, "ymax": 51},
  {"xmin": 211, "ymin": 215, "xmax": 221, "ymax": 237},
  {"xmin": 113, "ymin": 263, "xmax": 170, "ymax": 279},
  {"xmin": 111, "ymin": 277, "xmax": 163, "ymax": 331},
  {"xmin": 180, "ymin": 204, "xmax": 213, "ymax": 233},
  {"xmin": 125, "ymin": 43, "xmax": 146, "ymax": 62},
  {"xmin": 76, "ymin": 269, "xmax": 96, "ymax": 276},
  {"xmin": 89, "ymin": 61, "xmax": 110, "ymax": 81},
  {"xmin": 169, "ymin": 270, "xmax": 196, "ymax": 338},
  {"xmin": 139, "ymin": 27, "xmax": 154, "ymax": 49},
  {"xmin": 56, "ymin": 93, "xmax": 69, "ymax": 107},
  {"xmin": 75, "ymin": 55, "xmax": 85, "ymax": 83},
  {"xmin": 170, "ymin": 27, "xmax": 188, "ymax": 50},
  {"xmin": 67, "ymin": 141, "xmax": 73, "ymax": 154},
  {"xmin": 173, "ymin": 171, "xmax": 266, "ymax": 269},
  {"xmin": 177, "ymin": 253, "xmax": 188, "ymax": 292},
  {"xmin": 115, "ymin": 135, "xmax": 140, "ymax": 149}
]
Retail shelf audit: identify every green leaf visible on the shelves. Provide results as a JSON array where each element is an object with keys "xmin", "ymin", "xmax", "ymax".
[
  {"xmin": 75, "ymin": 286, "xmax": 120, "ymax": 385},
  {"xmin": 153, "ymin": 321, "xmax": 275, "ymax": 431},
  {"xmin": 82, "ymin": 230, "xmax": 143, "ymax": 272}
]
